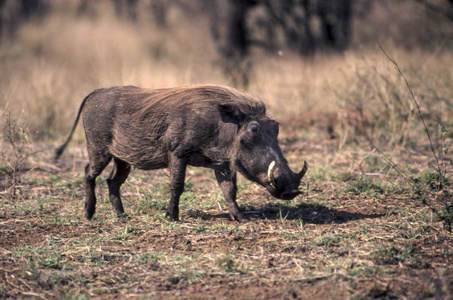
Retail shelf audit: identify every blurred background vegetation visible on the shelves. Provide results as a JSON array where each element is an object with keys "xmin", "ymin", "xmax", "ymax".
[
  {"xmin": 0, "ymin": 0, "xmax": 452, "ymax": 149},
  {"xmin": 2, "ymin": 4, "xmax": 453, "ymax": 298}
]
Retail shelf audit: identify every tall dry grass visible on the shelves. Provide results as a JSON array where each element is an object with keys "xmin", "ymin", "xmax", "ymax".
[
  {"xmin": 0, "ymin": 0, "xmax": 451, "ymax": 152},
  {"xmin": 0, "ymin": 2, "xmax": 222, "ymax": 141}
]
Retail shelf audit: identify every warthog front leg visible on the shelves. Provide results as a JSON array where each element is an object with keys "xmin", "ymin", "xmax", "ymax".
[
  {"xmin": 166, "ymin": 154, "xmax": 187, "ymax": 221},
  {"xmin": 215, "ymin": 169, "xmax": 249, "ymax": 222}
]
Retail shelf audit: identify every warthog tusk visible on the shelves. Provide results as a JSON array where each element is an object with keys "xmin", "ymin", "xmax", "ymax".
[
  {"xmin": 297, "ymin": 160, "xmax": 308, "ymax": 180},
  {"xmin": 268, "ymin": 161, "xmax": 276, "ymax": 188}
]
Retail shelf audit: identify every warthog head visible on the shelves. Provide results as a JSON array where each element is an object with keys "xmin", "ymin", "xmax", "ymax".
[{"xmin": 219, "ymin": 104, "xmax": 307, "ymax": 200}]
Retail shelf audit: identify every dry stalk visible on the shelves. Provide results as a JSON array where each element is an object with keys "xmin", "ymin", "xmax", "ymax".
[
  {"xmin": 370, "ymin": 43, "xmax": 453, "ymax": 231},
  {"xmin": 377, "ymin": 42, "xmax": 442, "ymax": 179}
]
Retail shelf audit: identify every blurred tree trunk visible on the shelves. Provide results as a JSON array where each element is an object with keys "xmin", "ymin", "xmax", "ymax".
[
  {"xmin": 317, "ymin": 0, "xmax": 353, "ymax": 51},
  {"xmin": 151, "ymin": 0, "xmax": 169, "ymax": 28},
  {"xmin": 211, "ymin": 0, "xmax": 257, "ymax": 88},
  {"xmin": 20, "ymin": 0, "xmax": 47, "ymax": 19},
  {"xmin": 0, "ymin": 0, "xmax": 48, "ymax": 44},
  {"xmin": 0, "ymin": 0, "xmax": 5, "ymax": 42},
  {"xmin": 415, "ymin": 0, "xmax": 453, "ymax": 22},
  {"xmin": 264, "ymin": 0, "xmax": 316, "ymax": 55},
  {"xmin": 209, "ymin": 0, "xmax": 356, "ymax": 85},
  {"xmin": 111, "ymin": 0, "xmax": 138, "ymax": 21}
]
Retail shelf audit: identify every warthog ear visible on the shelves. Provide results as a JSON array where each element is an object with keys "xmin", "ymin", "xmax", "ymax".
[{"xmin": 217, "ymin": 104, "xmax": 245, "ymax": 124}]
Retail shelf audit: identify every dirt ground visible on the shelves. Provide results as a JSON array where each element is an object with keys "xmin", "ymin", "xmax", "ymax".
[{"xmin": 1, "ymin": 134, "xmax": 452, "ymax": 299}]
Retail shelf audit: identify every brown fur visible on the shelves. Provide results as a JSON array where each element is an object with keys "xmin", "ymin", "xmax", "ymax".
[
  {"xmin": 105, "ymin": 85, "xmax": 266, "ymax": 170},
  {"xmin": 56, "ymin": 85, "xmax": 306, "ymax": 222}
]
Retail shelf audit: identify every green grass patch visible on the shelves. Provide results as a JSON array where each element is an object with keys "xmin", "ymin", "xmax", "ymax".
[
  {"xmin": 215, "ymin": 254, "xmax": 248, "ymax": 274},
  {"xmin": 371, "ymin": 244, "xmax": 421, "ymax": 266}
]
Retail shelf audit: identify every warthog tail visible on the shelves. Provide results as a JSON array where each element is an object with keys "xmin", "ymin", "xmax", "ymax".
[{"xmin": 54, "ymin": 90, "xmax": 97, "ymax": 160}]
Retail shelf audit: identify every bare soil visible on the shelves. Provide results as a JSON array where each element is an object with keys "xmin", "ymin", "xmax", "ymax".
[{"xmin": 1, "ymin": 131, "xmax": 452, "ymax": 299}]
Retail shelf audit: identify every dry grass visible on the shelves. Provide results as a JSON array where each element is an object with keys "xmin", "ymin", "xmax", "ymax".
[
  {"xmin": 1, "ymin": 1, "xmax": 453, "ymax": 299},
  {"xmin": 1, "ymin": 139, "xmax": 452, "ymax": 299},
  {"xmin": 1, "ymin": 2, "xmax": 452, "ymax": 143}
]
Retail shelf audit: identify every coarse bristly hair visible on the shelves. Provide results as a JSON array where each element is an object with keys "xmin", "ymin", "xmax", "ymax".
[
  {"xmin": 134, "ymin": 84, "xmax": 266, "ymax": 117},
  {"xmin": 102, "ymin": 85, "xmax": 267, "ymax": 169}
]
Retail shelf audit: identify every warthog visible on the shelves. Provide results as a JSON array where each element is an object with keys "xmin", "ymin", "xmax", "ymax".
[{"xmin": 56, "ymin": 85, "xmax": 307, "ymax": 222}]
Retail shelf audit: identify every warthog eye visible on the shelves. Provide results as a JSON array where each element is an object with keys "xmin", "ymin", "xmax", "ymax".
[
  {"xmin": 250, "ymin": 122, "xmax": 259, "ymax": 133},
  {"xmin": 240, "ymin": 121, "xmax": 261, "ymax": 147}
]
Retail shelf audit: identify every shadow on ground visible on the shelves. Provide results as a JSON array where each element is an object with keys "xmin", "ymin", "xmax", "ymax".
[{"xmin": 188, "ymin": 202, "xmax": 384, "ymax": 224}]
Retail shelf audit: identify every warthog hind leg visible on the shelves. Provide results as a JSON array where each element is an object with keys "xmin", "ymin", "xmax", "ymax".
[
  {"xmin": 85, "ymin": 155, "xmax": 112, "ymax": 220},
  {"xmin": 107, "ymin": 158, "xmax": 131, "ymax": 218}
]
